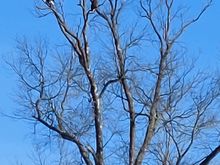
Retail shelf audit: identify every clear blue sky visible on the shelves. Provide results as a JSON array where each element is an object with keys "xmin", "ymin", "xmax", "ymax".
[{"xmin": 0, "ymin": 1, "xmax": 220, "ymax": 164}]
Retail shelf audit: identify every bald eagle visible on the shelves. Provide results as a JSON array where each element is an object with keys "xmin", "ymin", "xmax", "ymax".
[
  {"xmin": 91, "ymin": 0, "xmax": 98, "ymax": 11},
  {"xmin": 46, "ymin": 0, "xmax": 54, "ymax": 7}
]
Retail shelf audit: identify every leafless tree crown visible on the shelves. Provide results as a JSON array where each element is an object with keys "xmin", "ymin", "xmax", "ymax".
[{"xmin": 10, "ymin": 0, "xmax": 220, "ymax": 165}]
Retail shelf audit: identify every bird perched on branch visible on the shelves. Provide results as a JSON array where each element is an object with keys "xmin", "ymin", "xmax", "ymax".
[
  {"xmin": 46, "ymin": 0, "xmax": 54, "ymax": 7},
  {"xmin": 91, "ymin": 0, "xmax": 98, "ymax": 11}
]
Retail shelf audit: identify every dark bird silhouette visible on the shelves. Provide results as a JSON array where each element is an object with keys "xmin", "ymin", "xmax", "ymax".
[
  {"xmin": 91, "ymin": 0, "xmax": 98, "ymax": 11},
  {"xmin": 46, "ymin": 0, "xmax": 54, "ymax": 7}
]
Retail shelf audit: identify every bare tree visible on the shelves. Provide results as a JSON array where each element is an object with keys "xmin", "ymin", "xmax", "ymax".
[{"xmin": 9, "ymin": 0, "xmax": 220, "ymax": 164}]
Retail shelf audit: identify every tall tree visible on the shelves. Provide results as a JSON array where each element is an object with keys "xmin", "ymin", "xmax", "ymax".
[{"xmin": 10, "ymin": 0, "xmax": 220, "ymax": 164}]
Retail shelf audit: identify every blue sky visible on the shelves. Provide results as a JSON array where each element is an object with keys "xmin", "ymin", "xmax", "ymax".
[{"xmin": 0, "ymin": 1, "xmax": 220, "ymax": 164}]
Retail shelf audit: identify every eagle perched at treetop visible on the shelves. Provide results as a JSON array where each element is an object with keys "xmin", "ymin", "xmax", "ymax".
[
  {"xmin": 91, "ymin": 0, "xmax": 98, "ymax": 11},
  {"xmin": 46, "ymin": 0, "xmax": 54, "ymax": 7}
]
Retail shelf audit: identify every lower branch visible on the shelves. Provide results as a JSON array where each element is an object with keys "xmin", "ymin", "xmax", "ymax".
[
  {"xmin": 33, "ymin": 116, "xmax": 94, "ymax": 165},
  {"xmin": 199, "ymin": 145, "xmax": 220, "ymax": 165}
]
